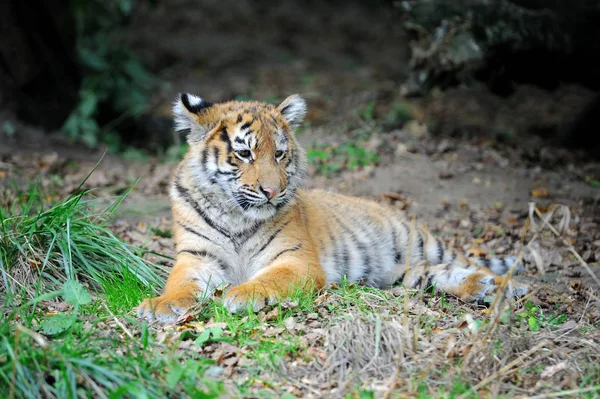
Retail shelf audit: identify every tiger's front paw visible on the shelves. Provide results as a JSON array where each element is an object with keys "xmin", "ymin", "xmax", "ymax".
[
  {"xmin": 223, "ymin": 283, "xmax": 275, "ymax": 313},
  {"xmin": 136, "ymin": 294, "xmax": 196, "ymax": 323}
]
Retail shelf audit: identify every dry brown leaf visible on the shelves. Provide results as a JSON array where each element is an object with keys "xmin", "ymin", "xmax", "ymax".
[
  {"xmin": 284, "ymin": 317, "xmax": 297, "ymax": 332},
  {"xmin": 531, "ymin": 187, "xmax": 549, "ymax": 198},
  {"xmin": 205, "ymin": 321, "xmax": 228, "ymax": 329},
  {"xmin": 265, "ymin": 307, "xmax": 280, "ymax": 321},
  {"xmin": 280, "ymin": 300, "xmax": 299, "ymax": 309},
  {"xmin": 540, "ymin": 361, "xmax": 568, "ymax": 378},
  {"xmin": 263, "ymin": 327, "xmax": 285, "ymax": 337}
]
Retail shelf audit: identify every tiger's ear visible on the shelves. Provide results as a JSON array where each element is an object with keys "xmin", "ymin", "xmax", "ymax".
[
  {"xmin": 277, "ymin": 94, "xmax": 307, "ymax": 129},
  {"xmin": 173, "ymin": 93, "xmax": 214, "ymax": 142}
]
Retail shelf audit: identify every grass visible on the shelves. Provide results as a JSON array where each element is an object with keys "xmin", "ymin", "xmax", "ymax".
[
  {"xmin": 1, "ymin": 173, "xmax": 599, "ymax": 398},
  {"xmin": 0, "ymin": 174, "xmax": 224, "ymax": 398},
  {"xmin": 0, "ymin": 173, "xmax": 168, "ymax": 300},
  {"xmin": 0, "ymin": 311, "xmax": 225, "ymax": 398}
]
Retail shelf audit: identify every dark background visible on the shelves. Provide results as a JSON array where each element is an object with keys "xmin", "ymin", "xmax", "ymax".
[{"xmin": 1, "ymin": 0, "xmax": 600, "ymax": 155}]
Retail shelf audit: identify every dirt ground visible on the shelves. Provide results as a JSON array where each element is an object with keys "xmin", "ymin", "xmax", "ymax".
[{"xmin": 1, "ymin": 1, "xmax": 599, "ymax": 396}]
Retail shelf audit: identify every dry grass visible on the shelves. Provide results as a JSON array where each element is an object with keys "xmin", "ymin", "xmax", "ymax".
[{"xmin": 265, "ymin": 205, "xmax": 600, "ymax": 398}]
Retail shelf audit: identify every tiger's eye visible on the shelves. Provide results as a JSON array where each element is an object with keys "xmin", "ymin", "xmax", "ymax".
[
  {"xmin": 275, "ymin": 150, "xmax": 284, "ymax": 158},
  {"xmin": 237, "ymin": 150, "xmax": 251, "ymax": 158}
]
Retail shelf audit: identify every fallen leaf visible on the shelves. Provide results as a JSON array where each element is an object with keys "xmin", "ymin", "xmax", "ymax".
[
  {"xmin": 180, "ymin": 321, "xmax": 205, "ymax": 332},
  {"xmin": 541, "ymin": 361, "xmax": 568, "ymax": 378},
  {"xmin": 263, "ymin": 327, "xmax": 285, "ymax": 337},
  {"xmin": 281, "ymin": 300, "xmax": 298, "ymax": 310},
  {"xmin": 205, "ymin": 321, "xmax": 228, "ymax": 329},
  {"xmin": 284, "ymin": 317, "xmax": 297, "ymax": 332},
  {"xmin": 531, "ymin": 187, "xmax": 549, "ymax": 198}
]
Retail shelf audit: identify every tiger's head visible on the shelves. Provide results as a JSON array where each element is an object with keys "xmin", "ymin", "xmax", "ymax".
[{"xmin": 173, "ymin": 93, "xmax": 308, "ymax": 221}]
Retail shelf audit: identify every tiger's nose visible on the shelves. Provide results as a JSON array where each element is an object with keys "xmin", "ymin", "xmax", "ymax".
[{"xmin": 259, "ymin": 186, "xmax": 279, "ymax": 200}]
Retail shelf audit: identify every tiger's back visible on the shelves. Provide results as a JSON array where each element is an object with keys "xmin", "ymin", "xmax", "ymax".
[{"xmin": 137, "ymin": 93, "xmax": 528, "ymax": 323}]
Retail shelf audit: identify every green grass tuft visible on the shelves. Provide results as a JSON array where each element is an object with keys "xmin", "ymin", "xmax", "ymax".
[{"xmin": 0, "ymin": 177, "xmax": 168, "ymax": 300}]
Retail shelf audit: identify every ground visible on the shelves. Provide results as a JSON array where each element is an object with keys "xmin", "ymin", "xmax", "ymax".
[{"xmin": 1, "ymin": 1, "xmax": 599, "ymax": 397}]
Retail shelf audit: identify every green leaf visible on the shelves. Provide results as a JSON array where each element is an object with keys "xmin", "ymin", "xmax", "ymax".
[
  {"xmin": 39, "ymin": 313, "xmax": 76, "ymax": 335},
  {"xmin": 63, "ymin": 280, "xmax": 91, "ymax": 306},
  {"xmin": 78, "ymin": 47, "xmax": 109, "ymax": 71},
  {"xmin": 2, "ymin": 121, "xmax": 16, "ymax": 137},
  {"xmin": 210, "ymin": 327, "xmax": 223, "ymax": 339},
  {"xmin": 194, "ymin": 329, "xmax": 212, "ymax": 347},
  {"xmin": 78, "ymin": 90, "xmax": 98, "ymax": 117},
  {"xmin": 118, "ymin": 0, "xmax": 133, "ymax": 14},
  {"xmin": 165, "ymin": 363, "xmax": 185, "ymax": 389},
  {"xmin": 62, "ymin": 114, "xmax": 80, "ymax": 138},
  {"xmin": 528, "ymin": 316, "xmax": 540, "ymax": 332},
  {"xmin": 109, "ymin": 382, "xmax": 149, "ymax": 399}
]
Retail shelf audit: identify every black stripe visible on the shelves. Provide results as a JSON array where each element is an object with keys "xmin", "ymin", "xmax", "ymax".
[
  {"xmin": 177, "ymin": 249, "xmax": 229, "ymax": 270},
  {"xmin": 234, "ymin": 137, "xmax": 245, "ymax": 144},
  {"xmin": 254, "ymin": 220, "xmax": 291, "ymax": 256},
  {"xmin": 396, "ymin": 271, "xmax": 406, "ymax": 283},
  {"xmin": 327, "ymin": 206, "xmax": 371, "ymax": 280},
  {"xmin": 174, "ymin": 180, "xmax": 231, "ymax": 239},
  {"xmin": 424, "ymin": 272, "xmax": 433, "ymax": 289},
  {"xmin": 391, "ymin": 227, "xmax": 402, "ymax": 264},
  {"xmin": 435, "ymin": 238, "xmax": 444, "ymax": 264},
  {"xmin": 201, "ymin": 147, "xmax": 210, "ymax": 173},
  {"xmin": 416, "ymin": 233, "xmax": 424, "ymax": 260},
  {"xmin": 285, "ymin": 148, "xmax": 294, "ymax": 168},
  {"xmin": 268, "ymin": 244, "xmax": 302, "ymax": 264},
  {"xmin": 412, "ymin": 276, "xmax": 423, "ymax": 289},
  {"xmin": 213, "ymin": 147, "xmax": 220, "ymax": 165},
  {"xmin": 500, "ymin": 258, "xmax": 508, "ymax": 274},
  {"xmin": 216, "ymin": 169, "xmax": 235, "ymax": 176},
  {"xmin": 237, "ymin": 114, "xmax": 243, "ymax": 123},
  {"xmin": 226, "ymin": 155, "xmax": 237, "ymax": 168},
  {"xmin": 479, "ymin": 258, "xmax": 492, "ymax": 269},
  {"xmin": 177, "ymin": 221, "xmax": 213, "ymax": 242},
  {"xmin": 233, "ymin": 219, "xmax": 266, "ymax": 247},
  {"xmin": 322, "ymin": 221, "xmax": 340, "ymax": 270},
  {"xmin": 280, "ymin": 104, "xmax": 292, "ymax": 116},
  {"xmin": 340, "ymin": 239, "xmax": 351, "ymax": 278},
  {"xmin": 219, "ymin": 127, "xmax": 232, "ymax": 152},
  {"xmin": 449, "ymin": 250, "xmax": 457, "ymax": 264},
  {"xmin": 240, "ymin": 121, "xmax": 252, "ymax": 130}
]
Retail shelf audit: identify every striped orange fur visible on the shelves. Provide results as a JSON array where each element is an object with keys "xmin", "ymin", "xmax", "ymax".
[{"xmin": 137, "ymin": 93, "xmax": 528, "ymax": 323}]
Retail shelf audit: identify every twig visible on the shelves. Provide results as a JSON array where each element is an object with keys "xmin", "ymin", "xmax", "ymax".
[
  {"xmin": 382, "ymin": 368, "xmax": 400, "ymax": 399},
  {"xmin": 457, "ymin": 340, "xmax": 550, "ymax": 399},
  {"xmin": 402, "ymin": 216, "xmax": 417, "ymax": 327},
  {"xmin": 533, "ymin": 206, "xmax": 600, "ymax": 290},
  {"xmin": 102, "ymin": 303, "xmax": 134, "ymax": 340},
  {"xmin": 526, "ymin": 385, "xmax": 600, "ymax": 399}
]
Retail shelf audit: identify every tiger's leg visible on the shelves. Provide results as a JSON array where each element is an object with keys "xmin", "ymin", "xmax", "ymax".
[
  {"xmin": 402, "ymin": 261, "xmax": 529, "ymax": 302},
  {"xmin": 137, "ymin": 252, "xmax": 227, "ymax": 323},
  {"xmin": 224, "ymin": 255, "xmax": 326, "ymax": 313}
]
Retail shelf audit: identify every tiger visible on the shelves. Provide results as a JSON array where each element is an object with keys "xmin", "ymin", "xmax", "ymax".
[{"xmin": 136, "ymin": 93, "xmax": 529, "ymax": 323}]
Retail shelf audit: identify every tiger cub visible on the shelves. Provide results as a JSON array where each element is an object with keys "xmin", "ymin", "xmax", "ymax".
[{"xmin": 137, "ymin": 93, "xmax": 528, "ymax": 323}]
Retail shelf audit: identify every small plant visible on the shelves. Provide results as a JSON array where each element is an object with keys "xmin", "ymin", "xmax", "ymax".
[
  {"xmin": 514, "ymin": 301, "xmax": 568, "ymax": 332},
  {"xmin": 383, "ymin": 101, "xmax": 414, "ymax": 127},
  {"xmin": 62, "ymin": 0, "xmax": 155, "ymax": 149},
  {"xmin": 307, "ymin": 142, "xmax": 379, "ymax": 176},
  {"xmin": 38, "ymin": 280, "xmax": 91, "ymax": 336},
  {"xmin": 362, "ymin": 100, "xmax": 376, "ymax": 122}
]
